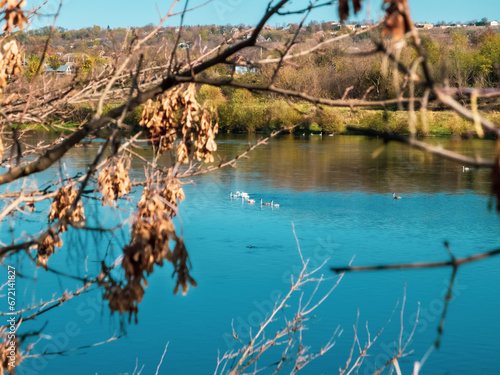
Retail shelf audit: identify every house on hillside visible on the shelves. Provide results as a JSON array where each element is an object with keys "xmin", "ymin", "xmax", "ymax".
[
  {"xmin": 44, "ymin": 64, "xmax": 73, "ymax": 77},
  {"xmin": 233, "ymin": 55, "xmax": 258, "ymax": 75},
  {"xmin": 415, "ymin": 23, "xmax": 434, "ymax": 29},
  {"xmin": 490, "ymin": 21, "xmax": 499, "ymax": 26}
]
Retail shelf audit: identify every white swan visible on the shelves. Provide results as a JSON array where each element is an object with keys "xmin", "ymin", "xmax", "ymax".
[
  {"xmin": 393, "ymin": 193, "xmax": 402, "ymax": 200},
  {"xmin": 260, "ymin": 199, "xmax": 271, "ymax": 206},
  {"xmin": 271, "ymin": 200, "xmax": 279, "ymax": 207},
  {"xmin": 463, "ymin": 166, "xmax": 470, "ymax": 172}
]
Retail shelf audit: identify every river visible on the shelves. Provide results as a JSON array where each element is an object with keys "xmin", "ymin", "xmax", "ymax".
[{"xmin": 3, "ymin": 133, "xmax": 500, "ymax": 374}]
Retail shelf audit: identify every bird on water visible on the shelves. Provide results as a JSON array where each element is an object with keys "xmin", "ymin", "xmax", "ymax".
[{"xmin": 393, "ymin": 193, "xmax": 402, "ymax": 199}]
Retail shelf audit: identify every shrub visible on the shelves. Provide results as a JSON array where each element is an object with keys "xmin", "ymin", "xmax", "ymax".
[
  {"xmin": 265, "ymin": 100, "xmax": 302, "ymax": 130},
  {"xmin": 197, "ymin": 84, "xmax": 226, "ymax": 111},
  {"xmin": 313, "ymin": 107, "xmax": 345, "ymax": 134}
]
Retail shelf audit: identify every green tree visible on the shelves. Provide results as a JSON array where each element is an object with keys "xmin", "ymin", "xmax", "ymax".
[
  {"xmin": 48, "ymin": 54, "xmax": 63, "ymax": 70},
  {"xmin": 25, "ymin": 55, "xmax": 41, "ymax": 81}
]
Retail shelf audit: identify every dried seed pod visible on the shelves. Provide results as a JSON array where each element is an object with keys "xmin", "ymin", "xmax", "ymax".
[
  {"xmin": 339, "ymin": 0, "xmax": 363, "ymax": 21},
  {"xmin": 48, "ymin": 185, "xmax": 85, "ymax": 232},
  {"xmin": 194, "ymin": 109, "xmax": 218, "ymax": 163},
  {"xmin": 162, "ymin": 170, "xmax": 185, "ymax": 215},
  {"xmin": 0, "ymin": 0, "xmax": 28, "ymax": 34},
  {"xmin": 140, "ymin": 84, "xmax": 218, "ymax": 164},
  {"xmin": 382, "ymin": 0, "xmax": 413, "ymax": 40},
  {"xmin": 98, "ymin": 158, "xmax": 132, "ymax": 206},
  {"xmin": 37, "ymin": 232, "xmax": 63, "ymax": 269},
  {"xmin": 108, "ymin": 178, "xmax": 193, "ymax": 318},
  {"xmin": 0, "ymin": 40, "xmax": 23, "ymax": 94},
  {"xmin": 139, "ymin": 87, "xmax": 183, "ymax": 153},
  {"xmin": 171, "ymin": 238, "xmax": 197, "ymax": 296},
  {"xmin": 103, "ymin": 279, "xmax": 144, "ymax": 323}
]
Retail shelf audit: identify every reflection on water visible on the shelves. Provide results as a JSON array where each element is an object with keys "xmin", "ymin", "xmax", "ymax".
[
  {"xmin": 2, "ymin": 133, "xmax": 500, "ymax": 375},
  {"xmin": 213, "ymin": 134, "xmax": 496, "ymax": 195}
]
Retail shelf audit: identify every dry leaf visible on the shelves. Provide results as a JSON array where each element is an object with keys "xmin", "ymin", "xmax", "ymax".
[
  {"xmin": 339, "ymin": 0, "xmax": 363, "ymax": 21},
  {"xmin": 382, "ymin": 0, "xmax": 414, "ymax": 40}
]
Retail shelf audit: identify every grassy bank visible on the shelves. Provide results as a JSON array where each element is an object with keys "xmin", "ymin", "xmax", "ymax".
[
  {"xmin": 210, "ymin": 95, "xmax": 500, "ymax": 137},
  {"xmin": 19, "ymin": 97, "xmax": 500, "ymax": 138}
]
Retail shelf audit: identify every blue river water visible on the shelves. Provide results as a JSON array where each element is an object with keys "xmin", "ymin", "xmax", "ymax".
[{"xmin": 2, "ymin": 134, "xmax": 500, "ymax": 374}]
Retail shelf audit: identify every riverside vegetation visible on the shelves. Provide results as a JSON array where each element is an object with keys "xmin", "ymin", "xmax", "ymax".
[{"xmin": 12, "ymin": 21, "xmax": 500, "ymax": 136}]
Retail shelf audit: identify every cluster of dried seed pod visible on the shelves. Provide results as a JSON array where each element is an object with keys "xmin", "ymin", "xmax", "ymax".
[
  {"xmin": 1, "ymin": 0, "xmax": 27, "ymax": 34},
  {"xmin": 104, "ymin": 174, "xmax": 195, "ymax": 321},
  {"xmin": 37, "ymin": 231, "xmax": 63, "ymax": 270},
  {"xmin": 48, "ymin": 185, "xmax": 86, "ymax": 231},
  {"xmin": 170, "ymin": 237, "xmax": 197, "ymax": 296},
  {"xmin": 194, "ymin": 109, "xmax": 218, "ymax": 163},
  {"xmin": 97, "ymin": 158, "xmax": 132, "ymax": 206},
  {"xmin": 136, "ymin": 169, "xmax": 185, "ymax": 218},
  {"xmin": 103, "ymin": 280, "xmax": 144, "ymax": 323},
  {"xmin": 139, "ymin": 87, "xmax": 182, "ymax": 152},
  {"xmin": 139, "ymin": 84, "xmax": 218, "ymax": 163},
  {"xmin": 37, "ymin": 185, "xmax": 85, "ymax": 268},
  {"xmin": 0, "ymin": 41, "xmax": 23, "ymax": 93}
]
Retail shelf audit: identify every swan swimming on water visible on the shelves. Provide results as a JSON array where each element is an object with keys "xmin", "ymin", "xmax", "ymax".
[
  {"xmin": 261, "ymin": 199, "xmax": 271, "ymax": 206},
  {"xmin": 463, "ymin": 166, "xmax": 470, "ymax": 172},
  {"xmin": 393, "ymin": 193, "xmax": 402, "ymax": 200}
]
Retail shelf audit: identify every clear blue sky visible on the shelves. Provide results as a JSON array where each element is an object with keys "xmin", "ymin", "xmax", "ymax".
[{"xmin": 27, "ymin": 0, "xmax": 500, "ymax": 30}]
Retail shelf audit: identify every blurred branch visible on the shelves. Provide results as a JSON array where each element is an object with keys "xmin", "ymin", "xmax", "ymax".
[
  {"xmin": 346, "ymin": 126, "xmax": 496, "ymax": 168},
  {"xmin": 331, "ymin": 246, "xmax": 500, "ymax": 273}
]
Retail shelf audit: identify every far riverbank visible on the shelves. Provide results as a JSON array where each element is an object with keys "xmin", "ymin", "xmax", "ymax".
[{"xmin": 18, "ymin": 99, "xmax": 500, "ymax": 138}]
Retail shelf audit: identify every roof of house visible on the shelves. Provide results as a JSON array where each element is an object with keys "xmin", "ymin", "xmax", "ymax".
[{"xmin": 45, "ymin": 65, "xmax": 72, "ymax": 72}]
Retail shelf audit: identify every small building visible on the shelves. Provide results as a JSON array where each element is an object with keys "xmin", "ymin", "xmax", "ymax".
[
  {"xmin": 44, "ymin": 64, "xmax": 73, "ymax": 77},
  {"xmin": 490, "ymin": 21, "xmax": 499, "ymax": 26},
  {"xmin": 415, "ymin": 23, "xmax": 434, "ymax": 29},
  {"xmin": 235, "ymin": 66, "xmax": 258, "ymax": 75}
]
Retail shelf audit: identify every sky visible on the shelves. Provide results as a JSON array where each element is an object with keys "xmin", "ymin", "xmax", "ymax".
[{"xmin": 27, "ymin": 0, "xmax": 500, "ymax": 30}]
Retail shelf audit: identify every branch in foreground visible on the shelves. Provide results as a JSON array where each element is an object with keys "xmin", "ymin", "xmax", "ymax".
[
  {"xmin": 330, "ymin": 247, "xmax": 500, "ymax": 274},
  {"xmin": 215, "ymin": 226, "xmax": 343, "ymax": 375},
  {"xmin": 346, "ymin": 126, "xmax": 495, "ymax": 168}
]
